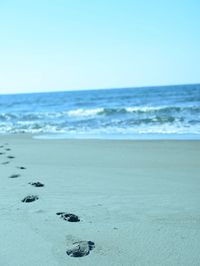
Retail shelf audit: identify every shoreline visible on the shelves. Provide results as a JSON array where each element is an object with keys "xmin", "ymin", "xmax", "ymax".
[
  {"xmin": 35, "ymin": 133, "xmax": 200, "ymax": 140},
  {"xmin": 0, "ymin": 134, "xmax": 200, "ymax": 265},
  {"xmin": 1, "ymin": 132, "xmax": 200, "ymax": 141}
]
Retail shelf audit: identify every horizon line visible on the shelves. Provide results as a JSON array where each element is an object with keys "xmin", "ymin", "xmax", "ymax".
[{"xmin": 0, "ymin": 82, "xmax": 199, "ymax": 96}]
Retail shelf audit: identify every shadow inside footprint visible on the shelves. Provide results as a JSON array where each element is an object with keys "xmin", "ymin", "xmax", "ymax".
[
  {"xmin": 17, "ymin": 166, "xmax": 26, "ymax": 170},
  {"xmin": 5, "ymin": 148, "xmax": 11, "ymax": 151},
  {"xmin": 66, "ymin": 241, "xmax": 95, "ymax": 257},
  {"xmin": 56, "ymin": 212, "xmax": 80, "ymax": 222},
  {"xmin": 9, "ymin": 174, "xmax": 20, "ymax": 178},
  {"xmin": 22, "ymin": 195, "xmax": 39, "ymax": 203},
  {"xmin": 0, "ymin": 152, "xmax": 5, "ymax": 155},
  {"xmin": 29, "ymin": 182, "xmax": 44, "ymax": 187},
  {"xmin": 7, "ymin": 156, "xmax": 15, "ymax": 159}
]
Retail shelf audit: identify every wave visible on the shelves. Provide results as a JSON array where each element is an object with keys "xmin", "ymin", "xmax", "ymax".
[
  {"xmin": 0, "ymin": 112, "xmax": 65, "ymax": 122},
  {"xmin": 0, "ymin": 106, "xmax": 200, "ymax": 136},
  {"xmin": 1, "ymin": 122, "xmax": 200, "ymax": 136},
  {"xmin": 66, "ymin": 106, "xmax": 200, "ymax": 118},
  {"xmin": 1, "ymin": 105, "xmax": 199, "ymax": 122},
  {"xmin": 67, "ymin": 108, "xmax": 104, "ymax": 117}
]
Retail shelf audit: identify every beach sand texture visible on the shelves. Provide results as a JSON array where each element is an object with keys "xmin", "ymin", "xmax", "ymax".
[{"xmin": 0, "ymin": 135, "xmax": 200, "ymax": 266}]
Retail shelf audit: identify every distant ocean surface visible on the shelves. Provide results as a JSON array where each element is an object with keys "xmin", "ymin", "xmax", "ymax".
[{"xmin": 0, "ymin": 84, "xmax": 200, "ymax": 139}]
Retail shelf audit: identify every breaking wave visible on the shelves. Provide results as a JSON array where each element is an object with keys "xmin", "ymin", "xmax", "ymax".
[{"xmin": 66, "ymin": 106, "xmax": 200, "ymax": 118}]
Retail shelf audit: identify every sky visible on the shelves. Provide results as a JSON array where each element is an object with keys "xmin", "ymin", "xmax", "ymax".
[{"xmin": 0, "ymin": 0, "xmax": 200, "ymax": 94}]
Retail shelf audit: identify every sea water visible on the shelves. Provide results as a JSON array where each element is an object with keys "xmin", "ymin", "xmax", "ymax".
[{"xmin": 0, "ymin": 84, "xmax": 200, "ymax": 139}]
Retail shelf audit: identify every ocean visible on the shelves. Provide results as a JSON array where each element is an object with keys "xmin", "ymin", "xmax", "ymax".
[{"xmin": 0, "ymin": 84, "xmax": 200, "ymax": 139}]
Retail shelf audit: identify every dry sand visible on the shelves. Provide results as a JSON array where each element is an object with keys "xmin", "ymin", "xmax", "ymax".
[{"xmin": 0, "ymin": 135, "xmax": 200, "ymax": 266}]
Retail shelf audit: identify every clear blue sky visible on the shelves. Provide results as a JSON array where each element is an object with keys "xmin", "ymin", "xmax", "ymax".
[{"xmin": 0, "ymin": 0, "xmax": 200, "ymax": 94}]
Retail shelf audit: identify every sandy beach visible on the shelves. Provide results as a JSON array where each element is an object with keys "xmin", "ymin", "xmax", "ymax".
[{"xmin": 0, "ymin": 134, "xmax": 200, "ymax": 266}]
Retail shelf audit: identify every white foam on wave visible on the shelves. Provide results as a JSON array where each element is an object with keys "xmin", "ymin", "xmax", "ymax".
[
  {"xmin": 138, "ymin": 123, "xmax": 200, "ymax": 134},
  {"xmin": 67, "ymin": 108, "xmax": 104, "ymax": 117},
  {"xmin": 125, "ymin": 106, "xmax": 164, "ymax": 112}
]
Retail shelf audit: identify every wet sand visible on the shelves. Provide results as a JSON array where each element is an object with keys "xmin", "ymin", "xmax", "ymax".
[{"xmin": 0, "ymin": 134, "xmax": 200, "ymax": 266}]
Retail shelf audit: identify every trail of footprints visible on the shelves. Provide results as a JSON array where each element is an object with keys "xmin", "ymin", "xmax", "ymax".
[{"xmin": 1, "ymin": 143, "xmax": 95, "ymax": 258}]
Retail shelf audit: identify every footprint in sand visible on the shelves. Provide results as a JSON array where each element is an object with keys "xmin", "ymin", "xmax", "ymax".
[
  {"xmin": 9, "ymin": 174, "xmax": 21, "ymax": 178},
  {"xmin": 7, "ymin": 155, "xmax": 15, "ymax": 159},
  {"xmin": 17, "ymin": 166, "xmax": 26, "ymax": 170},
  {"xmin": 0, "ymin": 152, "xmax": 5, "ymax": 155},
  {"xmin": 22, "ymin": 195, "xmax": 39, "ymax": 203},
  {"xmin": 29, "ymin": 182, "xmax": 44, "ymax": 187},
  {"xmin": 2, "ymin": 161, "xmax": 10, "ymax": 165},
  {"xmin": 5, "ymin": 148, "xmax": 11, "ymax": 151},
  {"xmin": 56, "ymin": 212, "xmax": 80, "ymax": 222},
  {"xmin": 66, "ymin": 241, "xmax": 95, "ymax": 257}
]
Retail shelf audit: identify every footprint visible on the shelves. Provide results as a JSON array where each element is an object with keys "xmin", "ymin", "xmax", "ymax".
[
  {"xmin": 0, "ymin": 145, "xmax": 4, "ymax": 148},
  {"xmin": 7, "ymin": 155, "xmax": 15, "ymax": 159},
  {"xmin": 9, "ymin": 174, "xmax": 20, "ymax": 178},
  {"xmin": 56, "ymin": 212, "xmax": 80, "ymax": 222},
  {"xmin": 29, "ymin": 182, "xmax": 44, "ymax": 187},
  {"xmin": 2, "ymin": 161, "xmax": 10, "ymax": 165},
  {"xmin": 21, "ymin": 195, "xmax": 39, "ymax": 203},
  {"xmin": 0, "ymin": 152, "xmax": 5, "ymax": 155},
  {"xmin": 66, "ymin": 241, "xmax": 95, "ymax": 257},
  {"xmin": 17, "ymin": 166, "xmax": 26, "ymax": 170},
  {"xmin": 5, "ymin": 148, "xmax": 11, "ymax": 151}
]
